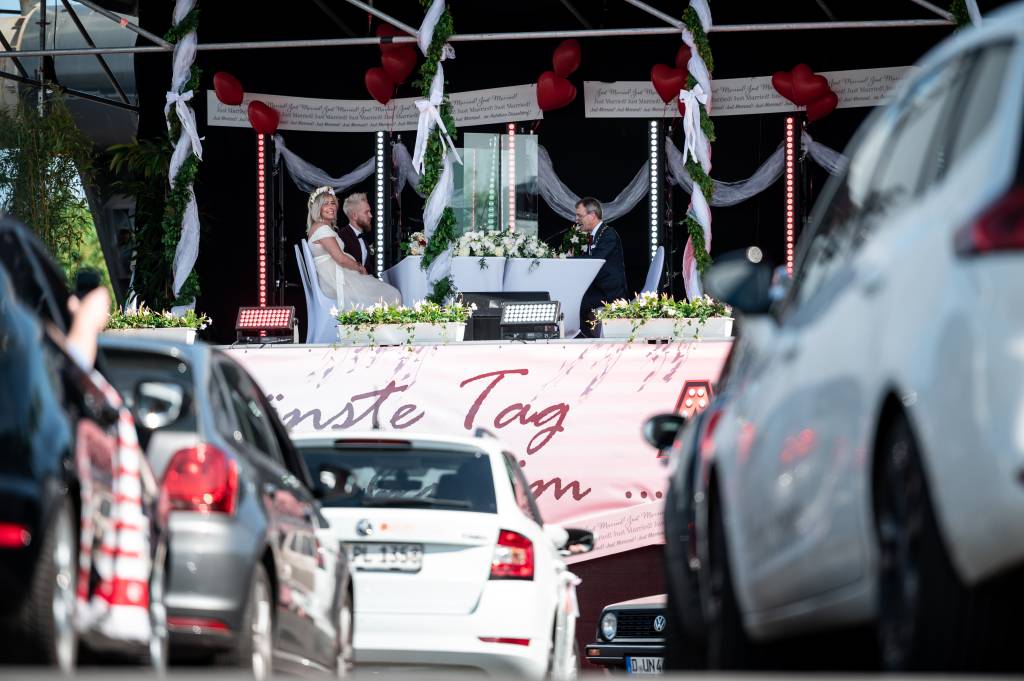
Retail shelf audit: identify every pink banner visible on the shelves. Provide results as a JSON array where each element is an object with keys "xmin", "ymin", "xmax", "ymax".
[{"xmin": 228, "ymin": 340, "xmax": 731, "ymax": 561}]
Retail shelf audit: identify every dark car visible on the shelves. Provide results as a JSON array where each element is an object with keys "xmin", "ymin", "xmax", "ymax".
[
  {"xmin": 98, "ymin": 335, "xmax": 353, "ymax": 679},
  {"xmin": 0, "ymin": 219, "xmax": 168, "ymax": 673},
  {"xmin": 585, "ymin": 595, "xmax": 667, "ymax": 674}
]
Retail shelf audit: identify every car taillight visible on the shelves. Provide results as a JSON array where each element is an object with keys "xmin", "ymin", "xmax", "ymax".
[
  {"xmin": 699, "ymin": 409, "xmax": 723, "ymax": 461},
  {"xmin": 0, "ymin": 522, "xmax": 31, "ymax": 548},
  {"xmin": 954, "ymin": 187, "xmax": 1024, "ymax": 255},
  {"xmin": 490, "ymin": 529, "xmax": 533, "ymax": 580},
  {"xmin": 161, "ymin": 444, "xmax": 238, "ymax": 515}
]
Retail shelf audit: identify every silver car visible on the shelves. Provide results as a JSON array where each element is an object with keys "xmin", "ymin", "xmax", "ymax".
[{"xmin": 100, "ymin": 337, "xmax": 353, "ymax": 678}]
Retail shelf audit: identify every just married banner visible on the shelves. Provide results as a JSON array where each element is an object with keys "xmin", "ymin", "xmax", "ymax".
[{"xmin": 228, "ymin": 340, "xmax": 732, "ymax": 562}]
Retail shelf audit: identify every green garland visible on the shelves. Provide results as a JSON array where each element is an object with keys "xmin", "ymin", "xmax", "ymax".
[
  {"xmin": 160, "ymin": 6, "xmax": 201, "ymax": 306},
  {"xmin": 949, "ymin": 0, "xmax": 970, "ymax": 29},
  {"xmin": 681, "ymin": 3, "xmax": 714, "ymax": 276},
  {"xmin": 414, "ymin": 1, "xmax": 458, "ymax": 303}
]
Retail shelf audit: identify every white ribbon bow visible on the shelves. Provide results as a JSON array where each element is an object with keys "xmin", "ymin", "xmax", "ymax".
[
  {"xmin": 411, "ymin": 68, "xmax": 462, "ymax": 173},
  {"xmin": 679, "ymin": 84, "xmax": 709, "ymax": 172},
  {"xmin": 164, "ymin": 90, "xmax": 203, "ymax": 161}
]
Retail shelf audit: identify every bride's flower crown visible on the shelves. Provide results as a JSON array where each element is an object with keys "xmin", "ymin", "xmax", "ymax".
[{"xmin": 308, "ymin": 185, "xmax": 336, "ymax": 207}]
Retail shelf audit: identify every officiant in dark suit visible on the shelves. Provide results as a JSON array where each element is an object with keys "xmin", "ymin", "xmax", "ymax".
[
  {"xmin": 338, "ymin": 192, "xmax": 373, "ymax": 275},
  {"xmin": 575, "ymin": 197, "xmax": 628, "ymax": 337}
]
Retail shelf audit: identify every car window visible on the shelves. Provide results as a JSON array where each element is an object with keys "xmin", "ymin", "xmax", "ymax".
[
  {"xmin": 102, "ymin": 349, "xmax": 196, "ymax": 432},
  {"xmin": 503, "ymin": 452, "xmax": 543, "ymax": 525},
  {"xmin": 947, "ymin": 42, "xmax": 1014, "ymax": 171},
  {"xmin": 298, "ymin": 445, "xmax": 497, "ymax": 513},
  {"xmin": 217, "ymin": 360, "xmax": 284, "ymax": 464},
  {"xmin": 867, "ymin": 55, "xmax": 970, "ymax": 218}
]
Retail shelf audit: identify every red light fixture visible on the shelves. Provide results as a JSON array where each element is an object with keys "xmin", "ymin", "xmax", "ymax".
[
  {"xmin": 784, "ymin": 116, "xmax": 796, "ymax": 275},
  {"xmin": 490, "ymin": 529, "xmax": 533, "ymax": 580},
  {"xmin": 257, "ymin": 134, "xmax": 268, "ymax": 327},
  {"xmin": 235, "ymin": 306, "xmax": 296, "ymax": 343}
]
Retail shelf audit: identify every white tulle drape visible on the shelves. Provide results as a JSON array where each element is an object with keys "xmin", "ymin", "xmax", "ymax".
[
  {"xmin": 274, "ymin": 134, "xmax": 375, "ymax": 194},
  {"xmin": 538, "ymin": 146, "xmax": 651, "ymax": 222},
  {"xmin": 166, "ymin": 0, "xmax": 200, "ymax": 305}
]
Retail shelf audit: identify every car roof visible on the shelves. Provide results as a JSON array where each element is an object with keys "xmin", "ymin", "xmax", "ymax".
[{"xmin": 289, "ymin": 429, "xmax": 508, "ymax": 456}]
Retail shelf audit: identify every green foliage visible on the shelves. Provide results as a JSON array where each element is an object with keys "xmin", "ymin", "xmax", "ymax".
[
  {"xmin": 0, "ymin": 91, "xmax": 95, "ymax": 274},
  {"xmin": 66, "ymin": 203, "xmax": 114, "ymax": 296},
  {"xmin": 108, "ymin": 137, "xmax": 176, "ymax": 309},
  {"xmin": 107, "ymin": 304, "xmax": 211, "ymax": 330},
  {"xmin": 334, "ymin": 299, "xmax": 472, "ymax": 326},
  {"xmin": 680, "ymin": 2, "xmax": 715, "ymax": 280},
  {"xmin": 414, "ymin": 0, "xmax": 458, "ymax": 303},
  {"xmin": 949, "ymin": 0, "xmax": 970, "ymax": 28},
  {"xmin": 594, "ymin": 292, "xmax": 730, "ymax": 322}
]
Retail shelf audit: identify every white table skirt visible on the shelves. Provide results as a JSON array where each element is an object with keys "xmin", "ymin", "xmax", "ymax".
[
  {"xmin": 502, "ymin": 258, "xmax": 604, "ymax": 338},
  {"xmin": 384, "ymin": 256, "xmax": 604, "ymax": 338},
  {"xmin": 383, "ymin": 256, "xmax": 506, "ymax": 306}
]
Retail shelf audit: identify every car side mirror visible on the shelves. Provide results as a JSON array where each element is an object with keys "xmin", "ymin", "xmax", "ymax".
[
  {"xmin": 643, "ymin": 413, "xmax": 685, "ymax": 451},
  {"xmin": 704, "ymin": 251, "xmax": 775, "ymax": 315},
  {"xmin": 133, "ymin": 381, "xmax": 185, "ymax": 430},
  {"xmin": 562, "ymin": 527, "xmax": 595, "ymax": 556}
]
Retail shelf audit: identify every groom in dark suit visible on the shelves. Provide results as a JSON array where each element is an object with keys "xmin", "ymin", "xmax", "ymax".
[
  {"xmin": 575, "ymin": 197, "xmax": 627, "ymax": 337},
  {"xmin": 338, "ymin": 192, "xmax": 373, "ymax": 275}
]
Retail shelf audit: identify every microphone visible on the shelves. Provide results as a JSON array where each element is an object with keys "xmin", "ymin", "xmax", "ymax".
[{"xmin": 544, "ymin": 222, "xmax": 580, "ymax": 247}]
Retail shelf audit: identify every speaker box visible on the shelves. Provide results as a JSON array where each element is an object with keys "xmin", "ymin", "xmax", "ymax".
[{"xmin": 459, "ymin": 291, "xmax": 551, "ymax": 341}]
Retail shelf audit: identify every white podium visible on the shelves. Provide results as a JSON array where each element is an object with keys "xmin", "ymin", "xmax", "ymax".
[
  {"xmin": 384, "ymin": 256, "xmax": 507, "ymax": 306},
  {"xmin": 502, "ymin": 258, "xmax": 604, "ymax": 338}
]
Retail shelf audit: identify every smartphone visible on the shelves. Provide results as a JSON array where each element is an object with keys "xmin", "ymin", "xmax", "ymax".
[{"xmin": 74, "ymin": 269, "xmax": 102, "ymax": 298}]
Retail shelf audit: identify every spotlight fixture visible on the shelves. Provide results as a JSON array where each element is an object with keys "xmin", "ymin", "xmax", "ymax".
[
  {"xmin": 499, "ymin": 300, "xmax": 561, "ymax": 341},
  {"xmin": 235, "ymin": 306, "xmax": 297, "ymax": 344}
]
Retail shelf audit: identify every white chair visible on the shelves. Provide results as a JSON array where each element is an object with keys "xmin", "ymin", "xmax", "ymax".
[
  {"xmin": 296, "ymin": 240, "xmax": 339, "ymax": 344},
  {"xmin": 640, "ymin": 245, "xmax": 665, "ymax": 296}
]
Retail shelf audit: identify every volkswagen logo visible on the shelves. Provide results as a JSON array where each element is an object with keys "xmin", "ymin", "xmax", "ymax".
[
  {"xmin": 653, "ymin": 615, "xmax": 666, "ymax": 633},
  {"xmin": 355, "ymin": 519, "xmax": 374, "ymax": 537}
]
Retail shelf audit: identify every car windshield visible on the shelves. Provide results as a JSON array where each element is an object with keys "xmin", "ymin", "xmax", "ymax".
[{"xmin": 299, "ymin": 445, "xmax": 497, "ymax": 513}]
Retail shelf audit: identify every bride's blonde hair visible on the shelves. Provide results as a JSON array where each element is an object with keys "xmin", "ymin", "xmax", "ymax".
[{"xmin": 306, "ymin": 186, "xmax": 337, "ymax": 231}]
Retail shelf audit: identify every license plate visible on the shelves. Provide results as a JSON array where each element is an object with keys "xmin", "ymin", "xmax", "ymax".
[
  {"xmin": 350, "ymin": 543, "xmax": 423, "ymax": 572},
  {"xmin": 627, "ymin": 656, "xmax": 663, "ymax": 674}
]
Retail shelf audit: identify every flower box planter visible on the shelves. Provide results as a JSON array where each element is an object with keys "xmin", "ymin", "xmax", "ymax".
[
  {"xmin": 599, "ymin": 316, "xmax": 733, "ymax": 340},
  {"xmin": 337, "ymin": 322, "xmax": 466, "ymax": 345},
  {"xmin": 104, "ymin": 327, "xmax": 197, "ymax": 344}
]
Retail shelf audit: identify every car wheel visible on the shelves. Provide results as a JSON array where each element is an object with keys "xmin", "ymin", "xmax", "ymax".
[
  {"xmin": 146, "ymin": 542, "xmax": 169, "ymax": 674},
  {"xmin": 223, "ymin": 563, "xmax": 274, "ymax": 680},
  {"xmin": 663, "ymin": 487, "xmax": 706, "ymax": 670},
  {"xmin": 704, "ymin": 490, "xmax": 759, "ymax": 670},
  {"xmin": 335, "ymin": 588, "xmax": 354, "ymax": 678},
  {"xmin": 1, "ymin": 496, "xmax": 80, "ymax": 672},
  {"xmin": 873, "ymin": 415, "xmax": 1012, "ymax": 671}
]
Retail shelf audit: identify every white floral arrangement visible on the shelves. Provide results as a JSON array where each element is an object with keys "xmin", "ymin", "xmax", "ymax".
[
  {"xmin": 403, "ymin": 231, "xmax": 428, "ymax": 256},
  {"xmin": 454, "ymin": 230, "xmax": 554, "ymax": 260}
]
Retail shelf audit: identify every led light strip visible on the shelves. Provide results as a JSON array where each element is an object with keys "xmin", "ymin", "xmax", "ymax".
[
  {"xmin": 375, "ymin": 131, "xmax": 386, "ymax": 279},
  {"xmin": 507, "ymin": 123, "xmax": 516, "ymax": 233},
  {"xmin": 649, "ymin": 120, "xmax": 659, "ymax": 261},
  {"xmin": 257, "ymin": 133, "xmax": 267, "ymax": 308},
  {"xmin": 785, "ymin": 116, "xmax": 796, "ymax": 275}
]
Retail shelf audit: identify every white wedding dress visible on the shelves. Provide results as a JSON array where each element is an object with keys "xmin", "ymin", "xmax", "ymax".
[{"xmin": 307, "ymin": 225, "xmax": 401, "ymax": 310}]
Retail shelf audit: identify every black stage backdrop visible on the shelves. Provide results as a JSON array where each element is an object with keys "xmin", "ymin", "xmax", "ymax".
[{"xmin": 134, "ymin": 1, "xmax": 957, "ymax": 343}]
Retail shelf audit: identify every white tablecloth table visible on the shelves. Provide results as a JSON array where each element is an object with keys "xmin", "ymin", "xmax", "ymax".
[
  {"xmin": 383, "ymin": 256, "xmax": 507, "ymax": 306},
  {"xmin": 502, "ymin": 258, "xmax": 604, "ymax": 338}
]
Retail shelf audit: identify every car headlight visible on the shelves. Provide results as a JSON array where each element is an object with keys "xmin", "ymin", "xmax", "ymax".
[{"xmin": 600, "ymin": 612, "xmax": 617, "ymax": 641}]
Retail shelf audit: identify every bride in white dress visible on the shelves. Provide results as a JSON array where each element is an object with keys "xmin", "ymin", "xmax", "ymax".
[{"xmin": 305, "ymin": 186, "xmax": 401, "ymax": 310}]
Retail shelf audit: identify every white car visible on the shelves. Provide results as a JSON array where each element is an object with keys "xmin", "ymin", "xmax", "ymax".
[
  {"xmin": 692, "ymin": 6, "xmax": 1024, "ymax": 672},
  {"xmin": 290, "ymin": 431, "xmax": 593, "ymax": 679}
]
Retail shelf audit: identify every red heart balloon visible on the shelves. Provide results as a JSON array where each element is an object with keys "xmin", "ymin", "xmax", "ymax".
[
  {"xmin": 376, "ymin": 23, "xmax": 410, "ymax": 55},
  {"xmin": 806, "ymin": 91, "xmax": 839, "ymax": 123},
  {"xmin": 771, "ymin": 70, "xmax": 795, "ymax": 103},
  {"xmin": 552, "ymin": 38, "xmax": 581, "ymax": 78},
  {"xmin": 213, "ymin": 71, "xmax": 244, "ymax": 106},
  {"xmin": 790, "ymin": 64, "xmax": 831, "ymax": 106},
  {"xmin": 365, "ymin": 67, "xmax": 395, "ymax": 105},
  {"xmin": 677, "ymin": 99, "xmax": 687, "ymax": 118},
  {"xmin": 536, "ymin": 71, "xmax": 576, "ymax": 111},
  {"xmin": 247, "ymin": 100, "xmax": 280, "ymax": 135},
  {"xmin": 675, "ymin": 44, "xmax": 692, "ymax": 72},
  {"xmin": 651, "ymin": 64, "xmax": 686, "ymax": 105},
  {"xmin": 381, "ymin": 45, "xmax": 417, "ymax": 85}
]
